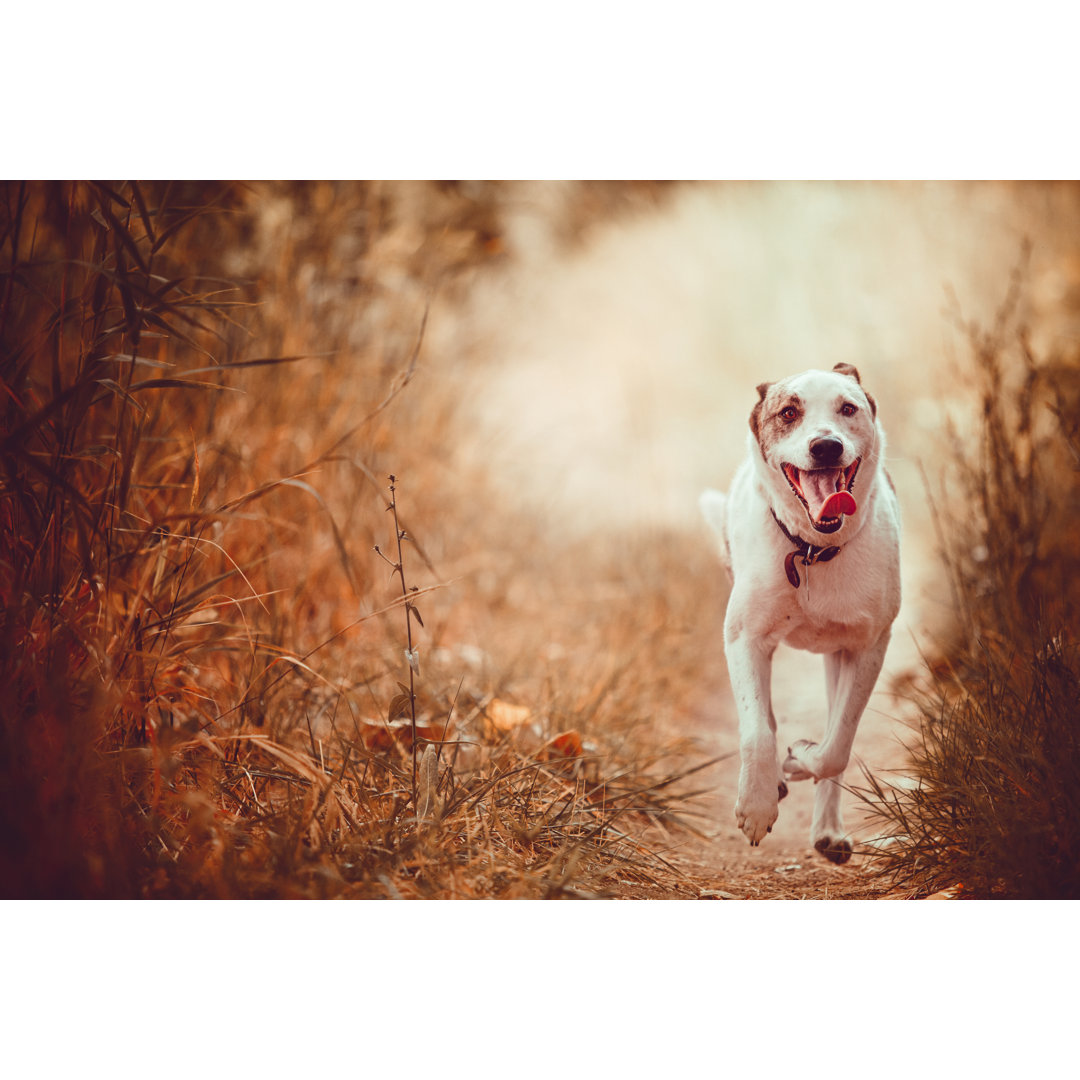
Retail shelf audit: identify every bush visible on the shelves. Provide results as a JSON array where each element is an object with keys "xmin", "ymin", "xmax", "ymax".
[{"xmin": 859, "ymin": 281, "xmax": 1080, "ymax": 898}]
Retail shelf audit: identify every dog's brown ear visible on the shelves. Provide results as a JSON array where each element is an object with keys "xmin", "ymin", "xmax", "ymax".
[
  {"xmin": 749, "ymin": 382, "xmax": 772, "ymax": 438},
  {"xmin": 864, "ymin": 390, "xmax": 878, "ymax": 418}
]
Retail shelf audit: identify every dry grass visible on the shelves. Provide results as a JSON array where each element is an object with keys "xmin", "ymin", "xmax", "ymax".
[
  {"xmin": 0, "ymin": 180, "xmax": 715, "ymax": 899},
  {"xmin": 855, "ymin": 271, "xmax": 1080, "ymax": 899}
]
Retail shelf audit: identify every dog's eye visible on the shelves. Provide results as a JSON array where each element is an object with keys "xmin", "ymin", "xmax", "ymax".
[
  {"xmin": 779, "ymin": 406, "xmax": 799, "ymax": 422},
  {"xmin": 840, "ymin": 402, "xmax": 858, "ymax": 417}
]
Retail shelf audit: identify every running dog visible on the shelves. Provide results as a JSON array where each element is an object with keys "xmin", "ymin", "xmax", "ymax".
[{"xmin": 699, "ymin": 364, "xmax": 901, "ymax": 863}]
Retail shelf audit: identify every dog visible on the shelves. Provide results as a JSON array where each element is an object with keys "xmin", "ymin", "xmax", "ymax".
[{"xmin": 699, "ymin": 363, "xmax": 901, "ymax": 863}]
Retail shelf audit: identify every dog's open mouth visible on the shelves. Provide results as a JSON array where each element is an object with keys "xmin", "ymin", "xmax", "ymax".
[{"xmin": 781, "ymin": 459, "xmax": 861, "ymax": 534}]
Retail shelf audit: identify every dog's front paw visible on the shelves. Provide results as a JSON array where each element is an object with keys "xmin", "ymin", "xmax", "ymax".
[
  {"xmin": 736, "ymin": 803, "xmax": 777, "ymax": 846},
  {"xmin": 735, "ymin": 776, "xmax": 779, "ymax": 847},
  {"xmin": 813, "ymin": 834, "xmax": 853, "ymax": 865},
  {"xmin": 783, "ymin": 739, "xmax": 818, "ymax": 782}
]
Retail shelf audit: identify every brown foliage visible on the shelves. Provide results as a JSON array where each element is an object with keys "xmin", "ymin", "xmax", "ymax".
[
  {"xmin": 0, "ymin": 181, "xmax": 712, "ymax": 899},
  {"xmin": 857, "ymin": 272, "xmax": 1080, "ymax": 899}
]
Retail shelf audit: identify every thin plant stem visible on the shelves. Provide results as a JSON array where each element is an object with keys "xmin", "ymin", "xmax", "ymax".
[{"xmin": 375, "ymin": 474, "xmax": 418, "ymax": 807}]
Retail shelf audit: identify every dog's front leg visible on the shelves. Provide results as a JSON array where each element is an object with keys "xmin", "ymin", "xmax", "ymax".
[
  {"xmin": 725, "ymin": 626, "xmax": 780, "ymax": 846},
  {"xmin": 783, "ymin": 628, "xmax": 892, "ymax": 784}
]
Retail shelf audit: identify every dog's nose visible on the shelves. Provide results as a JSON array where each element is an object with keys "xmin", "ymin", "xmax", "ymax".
[{"xmin": 809, "ymin": 436, "xmax": 844, "ymax": 465}]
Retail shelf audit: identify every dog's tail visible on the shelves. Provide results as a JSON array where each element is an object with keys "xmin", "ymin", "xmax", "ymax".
[{"xmin": 698, "ymin": 488, "xmax": 732, "ymax": 578}]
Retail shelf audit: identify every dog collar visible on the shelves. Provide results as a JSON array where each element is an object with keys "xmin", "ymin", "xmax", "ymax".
[{"xmin": 770, "ymin": 510, "xmax": 842, "ymax": 588}]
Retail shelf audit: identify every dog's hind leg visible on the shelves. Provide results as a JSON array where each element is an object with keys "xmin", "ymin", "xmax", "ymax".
[
  {"xmin": 811, "ymin": 775, "xmax": 852, "ymax": 864},
  {"xmin": 808, "ymin": 652, "xmax": 852, "ymax": 862}
]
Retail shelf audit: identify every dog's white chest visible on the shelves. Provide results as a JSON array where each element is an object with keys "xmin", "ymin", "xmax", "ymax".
[
  {"xmin": 778, "ymin": 535, "xmax": 900, "ymax": 654},
  {"xmin": 781, "ymin": 602, "xmax": 879, "ymax": 654}
]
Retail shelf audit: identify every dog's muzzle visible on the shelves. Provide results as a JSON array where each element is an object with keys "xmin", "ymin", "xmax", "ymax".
[{"xmin": 781, "ymin": 458, "xmax": 860, "ymax": 534}]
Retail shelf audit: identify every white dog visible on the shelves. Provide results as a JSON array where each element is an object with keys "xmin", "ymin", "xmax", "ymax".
[{"xmin": 699, "ymin": 364, "xmax": 901, "ymax": 863}]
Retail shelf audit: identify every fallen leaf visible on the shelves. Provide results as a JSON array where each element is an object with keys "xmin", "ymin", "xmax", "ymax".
[
  {"xmin": 543, "ymin": 730, "xmax": 583, "ymax": 759},
  {"xmin": 358, "ymin": 714, "xmax": 453, "ymax": 752},
  {"xmin": 488, "ymin": 699, "xmax": 532, "ymax": 732}
]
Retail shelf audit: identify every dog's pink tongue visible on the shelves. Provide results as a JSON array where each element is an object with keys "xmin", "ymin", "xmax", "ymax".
[{"xmin": 818, "ymin": 490, "xmax": 857, "ymax": 521}]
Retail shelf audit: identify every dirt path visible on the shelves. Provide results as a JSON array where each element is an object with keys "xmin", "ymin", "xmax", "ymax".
[{"xmin": 599, "ymin": 642, "xmax": 918, "ymax": 900}]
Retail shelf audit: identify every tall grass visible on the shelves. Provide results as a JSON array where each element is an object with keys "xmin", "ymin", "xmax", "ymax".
[
  {"xmin": 858, "ymin": 280, "xmax": 1080, "ymax": 898},
  {"xmin": 0, "ymin": 181, "xmax": 710, "ymax": 899},
  {"xmin": 0, "ymin": 181, "xmax": 260, "ymax": 893}
]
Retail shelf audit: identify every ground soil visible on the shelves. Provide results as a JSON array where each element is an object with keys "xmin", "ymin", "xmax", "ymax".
[{"xmin": 601, "ymin": 648, "xmax": 920, "ymax": 900}]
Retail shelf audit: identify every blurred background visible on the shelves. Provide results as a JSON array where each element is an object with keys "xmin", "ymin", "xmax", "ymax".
[
  {"xmin": 450, "ymin": 182, "xmax": 1079, "ymax": 526},
  {"xmin": 425, "ymin": 179, "xmax": 1080, "ymax": 854}
]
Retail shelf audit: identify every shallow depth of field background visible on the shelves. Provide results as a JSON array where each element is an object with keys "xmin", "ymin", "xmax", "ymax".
[{"xmin": 436, "ymin": 180, "xmax": 1080, "ymax": 760}]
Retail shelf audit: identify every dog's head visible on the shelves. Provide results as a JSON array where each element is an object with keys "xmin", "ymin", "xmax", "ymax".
[{"xmin": 749, "ymin": 363, "xmax": 881, "ymax": 538}]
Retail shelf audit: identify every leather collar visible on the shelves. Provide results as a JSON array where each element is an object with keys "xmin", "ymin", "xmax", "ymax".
[{"xmin": 770, "ymin": 510, "xmax": 842, "ymax": 588}]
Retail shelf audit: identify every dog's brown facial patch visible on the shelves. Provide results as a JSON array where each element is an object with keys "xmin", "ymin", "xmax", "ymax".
[
  {"xmin": 752, "ymin": 386, "xmax": 804, "ymax": 455},
  {"xmin": 749, "ymin": 381, "xmax": 774, "ymax": 439}
]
